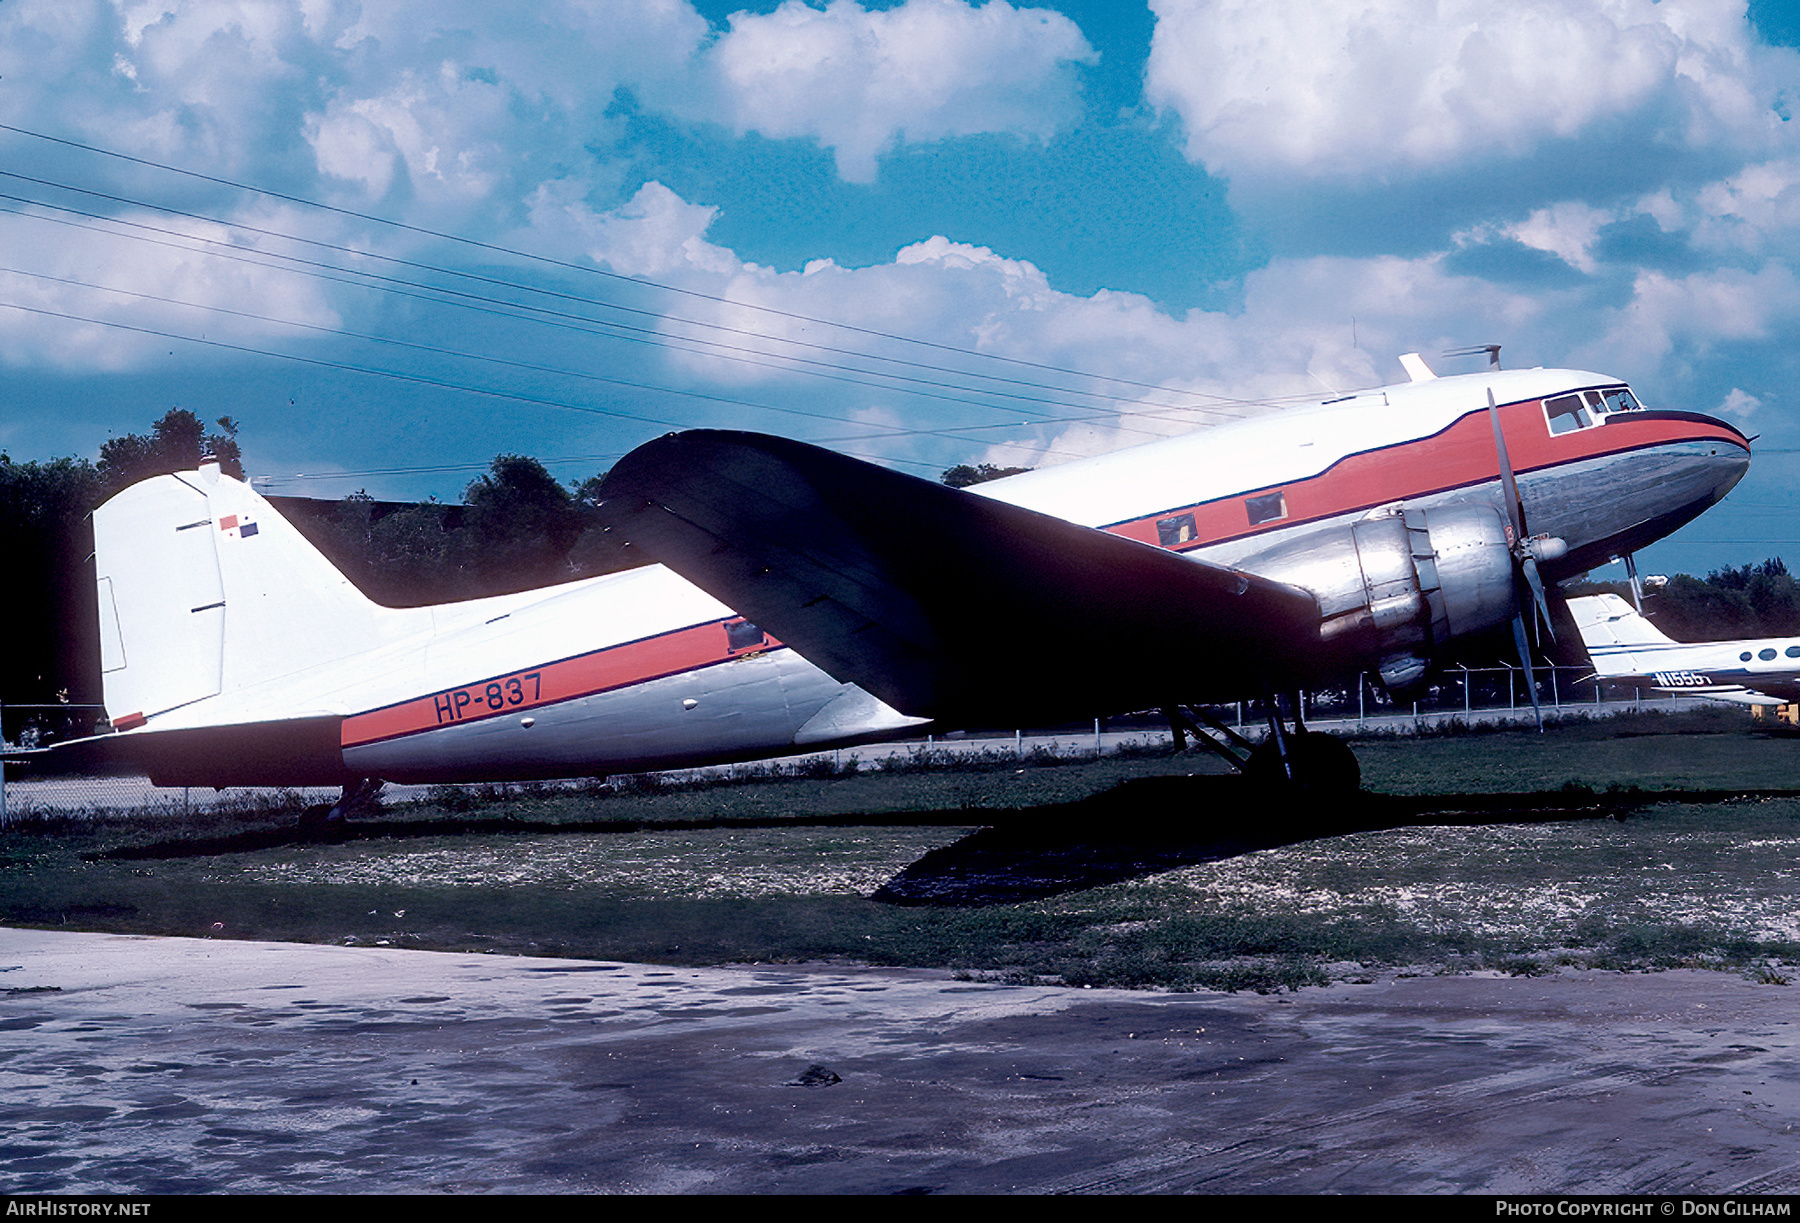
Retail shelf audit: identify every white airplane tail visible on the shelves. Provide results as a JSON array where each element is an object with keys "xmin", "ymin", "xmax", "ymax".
[
  {"xmin": 1568, "ymin": 592, "xmax": 1677, "ymax": 657},
  {"xmin": 93, "ymin": 460, "xmax": 423, "ymax": 727},
  {"xmin": 1569, "ymin": 591, "xmax": 1693, "ymax": 685}
]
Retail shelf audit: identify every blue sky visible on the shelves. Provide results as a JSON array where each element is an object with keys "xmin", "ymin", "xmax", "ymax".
[{"xmin": 3, "ymin": 0, "xmax": 1800, "ymax": 580}]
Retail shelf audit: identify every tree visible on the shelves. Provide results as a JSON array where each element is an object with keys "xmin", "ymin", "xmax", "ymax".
[
  {"xmin": 0, "ymin": 455, "xmax": 104, "ymax": 705},
  {"xmin": 2, "ymin": 407, "xmax": 242, "ymax": 713},
  {"xmin": 465, "ymin": 455, "xmax": 582, "ymax": 554},
  {"xmin": 97, "ymin": 409, "xmax": 243, "ymax": 495},
  {"xmin": 941, "ymin": 462, "xmax": 1032, "ymax": 488},
  {"xmin": 291, "ymin": 456, "xmax": 647, "ymax": 606},
  {"xmin": 1568, "ymin": 557, "xmax": 1800, "ymax": 641}
]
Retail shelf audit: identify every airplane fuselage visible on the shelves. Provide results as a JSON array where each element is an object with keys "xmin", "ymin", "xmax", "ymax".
[{"xmin": 980, "ymin": 366, "xmax": 1748, "ymax": 587}]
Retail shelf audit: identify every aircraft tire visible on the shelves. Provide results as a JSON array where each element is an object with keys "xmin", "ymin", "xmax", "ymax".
[{"xmin": 1246, "ymin": 731, "xmax": 1361, "ymax": 794}]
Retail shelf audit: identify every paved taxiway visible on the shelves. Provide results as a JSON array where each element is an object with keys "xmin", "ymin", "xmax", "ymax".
[{"xmin": 2, "ymin": 927, "xmax": 1797, "ymax": 1194}]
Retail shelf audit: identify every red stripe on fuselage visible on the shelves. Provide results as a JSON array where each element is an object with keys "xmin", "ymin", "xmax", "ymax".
[
  {"xmin": 1103, "ymin": 401, "xmax": 1745, "ymax": 551},
  {"xmin": 340, "ymin": 619, "xmax": 781, "ymax": 748}
]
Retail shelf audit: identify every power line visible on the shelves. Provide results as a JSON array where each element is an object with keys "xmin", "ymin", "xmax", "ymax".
[
  {"xmin": 0, "ymin": 297, "xmax": 953, "ymax": 474},
  {"xmin": 0, "ymin": 122, "xmax": 1302, "ymax": 409},
  {"xmin": 0, "ymin": 166, "xmax": 1249, "ymax": 425},
  {"xmin": 0, "ymin": 191, "xmax": 1248, "ymax": 458},
  {"xmin": 0, "ymin": 185, "xmax": 1251, "ymax": 445}
]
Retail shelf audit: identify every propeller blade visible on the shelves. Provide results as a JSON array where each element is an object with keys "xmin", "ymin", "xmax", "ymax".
[
  {"xmin": 1511, "ymin": 613, "xmax": 1544, "ymax": 732},
  {"xmin": 1487, "ymin": 388, "xmax": 1527, "ymax": 540},
  {"xmin": 1521, "ymin": 553, "xmax": 1557, "ymax": 644},
  {"xmin": 1492, "ymin": 385, "xmax": 1561, "ymax": 654}
]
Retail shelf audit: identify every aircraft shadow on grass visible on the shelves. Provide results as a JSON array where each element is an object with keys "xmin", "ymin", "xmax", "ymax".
[
  {"xmin": 91, "ymin": 773, "xmax": 1784, "ymax": 909},
  {"xmin": 869, "ymin": 774, "xmax": 1698, "ymax": 907}
]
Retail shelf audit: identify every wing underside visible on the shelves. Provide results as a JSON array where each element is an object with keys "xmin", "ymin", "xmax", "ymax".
[{"xmin": 598, "ymin": 431, "xmax": 1324, "ymax": 726}]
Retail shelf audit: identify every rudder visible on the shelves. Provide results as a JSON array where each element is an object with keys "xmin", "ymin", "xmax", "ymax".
[{"xmin": 93, "ymin": 460, "xmax": 419, "ymax": 726}]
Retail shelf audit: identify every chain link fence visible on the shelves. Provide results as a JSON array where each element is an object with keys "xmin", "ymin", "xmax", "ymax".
[
  {"xmin": 1200, "ymin": 663, "xmax": 1675, "ymax": 729},
  {"xmin": 0, "ymin": 666, "xmax": 1731, "ymax": 823}
]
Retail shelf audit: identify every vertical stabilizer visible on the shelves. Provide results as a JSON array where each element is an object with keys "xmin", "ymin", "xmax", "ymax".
[
  {"xmin": 93, "ymin": 463, "xmax": 425, "ymax": 725},
  {"xmin": 1569, "ymin": 593, "xmax": 1676, "ymax": 677}
]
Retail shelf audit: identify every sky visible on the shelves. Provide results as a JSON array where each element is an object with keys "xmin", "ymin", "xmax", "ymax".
[{"xmin": 3, "ymin": 0, "xmax": 1800, "ymax": 580}]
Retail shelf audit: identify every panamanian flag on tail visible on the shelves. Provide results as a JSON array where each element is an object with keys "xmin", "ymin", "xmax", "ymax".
[{"xmin": 219, "ymin": 513, "xmax": 259, "ymax": 539}]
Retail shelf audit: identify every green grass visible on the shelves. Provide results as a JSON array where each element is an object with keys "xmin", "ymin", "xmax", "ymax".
[{"xmin": 5, "ymin": 708, "xmax": 1799, "ymax": 992}]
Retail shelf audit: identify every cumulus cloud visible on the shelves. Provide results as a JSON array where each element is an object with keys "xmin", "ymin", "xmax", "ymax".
[
  {"xmin": 1568, "ymin": 262, "xmax": 1800, "ymax": 377},
  {"xmin": 692, "ymin": 0, "xmax": 1096, "ymax": 182},
  {"xmin": 501, "ymin": 173, "xmax": 1791, "ymax": 473},
  {"xmin": 2, "ymin": 0, "xmax": 1098, "ymax": 223},
  {"xmin": 1, "ymin": 0, "xmax": 334, "ymax": 182},
  {"xmin": 516, "ymin": 180, "xmax": 1598, "ymax": 468},
  {"xmin": 4, "ymin": 0, "xmax": 1793, "ymax": 490},
  {"xmin": 308, "ymin": 64, "xmax": 515, "ymax": 206},
  {"xmin": 1144, "ymin": 0, "xmax": 1782, "ymax": 180},
  {"xmin": 1692, "ymin": 157, "xmax": 1800, "ymax": 254},
  {"xmin": 1503, "ymin": 202, "xmax": 1617, "ymax": 274},
  {"xmin": 525, "ymin": 180, "xmax": 739, "ymax": 279},
  {"xmin": 1717, "ymin": 387, "xmax": 1762, "ymax": 418}
]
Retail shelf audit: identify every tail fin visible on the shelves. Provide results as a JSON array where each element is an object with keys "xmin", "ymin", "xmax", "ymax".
[
  {"xmin": 1568, "ymin": 592, "xmax": 1677, "ymax": 678},
  {"xmin": 1569, "ymin": 593, "xmax": 1676, "ymax": 648},
  {"xmin": 93, "ymin": 460, "xmax": 423, "ymax": 726}
]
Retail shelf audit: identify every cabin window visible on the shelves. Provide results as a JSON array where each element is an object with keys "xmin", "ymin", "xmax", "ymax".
[
  {"xmin": 1245, "ymin": 491, "xmax": 1287, "ymax": 526},
  {"xmin": 1760, "ymin": 648, "xmax": 1778, "ymax": 661},
  {"xmin": 725, "ymin": 619, "xmax": 767, "ymax": 651},
  {"xmin": 1786, "ymin": 646, "xmax": 1800, "ymax": 658},
  {"xmin": 1157, "ymin": 513, "xmax": 1197, "ymax": 546},
  {"xmin": 1544, "ymin": 393, "xmax": 1593, "ymax": 435},
  {"xmin": 1742, "ymin": 651, "xmax": 1754, "ymax": 661}
]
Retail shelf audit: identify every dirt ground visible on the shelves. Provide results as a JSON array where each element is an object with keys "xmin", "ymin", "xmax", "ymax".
[{"xmin": 2, "ymin": 927, "xmax": 1796, "ymax": 1195}]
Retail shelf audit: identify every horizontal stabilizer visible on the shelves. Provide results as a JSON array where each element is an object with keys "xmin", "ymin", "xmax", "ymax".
[
  {"xmin": 39, "ymin": 717, "xmax": 357, "ymax": 787},
  {"xmin": 598, "ymin": 430, "xmax": 1323, "ymax": 725}
]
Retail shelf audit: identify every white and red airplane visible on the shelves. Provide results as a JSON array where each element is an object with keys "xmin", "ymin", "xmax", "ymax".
[{"xmin": 59, "ymin": 352, "xmax": 1748, "ymax": 799}]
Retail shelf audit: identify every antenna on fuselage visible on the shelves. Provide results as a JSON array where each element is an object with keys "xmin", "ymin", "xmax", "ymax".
[{"xmin": 1444, "ymin": 344, "xmax": 1503, "ymax": 371}]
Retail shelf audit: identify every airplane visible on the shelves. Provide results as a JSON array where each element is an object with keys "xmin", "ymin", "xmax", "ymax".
[
  {"xmin": 595, "ymin": 353, "xmax": 1752, "ymax": 789},
  {"xmin": 29, "ymin": 350, "xmax": 1748, "ymax": 807},
  {"xmin": 1570, "ymin": 592, "xmax": 1797, "ymax": 706}
]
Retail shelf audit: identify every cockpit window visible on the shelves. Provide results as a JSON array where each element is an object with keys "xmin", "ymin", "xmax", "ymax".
[
  {"xmin": 1545, "ymin": 385, "xmax": 1643, "ymax": 435},
  {"xmin": 1544, "ymin": 393, "xmax": 1593, "ymax": 435},
  {"xmin": 1601, "ymin": 386, "xmax": 1641, "ymax": 414}
]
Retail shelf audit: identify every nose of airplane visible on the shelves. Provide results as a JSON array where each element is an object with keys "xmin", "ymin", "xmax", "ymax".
[
  {"xmin": 1672, "ymin": 408, "xmax": 1752, "ymax": 504},
  {"xmin": 1629, "ymin": 405, "xmax": 1752, "ymax": 520},
  {"xmin": 1557, "ymin": 406, "xmax": 1752, "ymax": 568}
]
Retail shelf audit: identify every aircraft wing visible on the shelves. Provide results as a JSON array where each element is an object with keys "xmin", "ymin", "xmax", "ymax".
[{"xmin": 597, "ymin": 430, "xmax": 1324, "ymax": 726}]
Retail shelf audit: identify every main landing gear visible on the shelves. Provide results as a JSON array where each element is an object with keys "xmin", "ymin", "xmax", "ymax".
[
  {"xmin": 1165, "ymin": 694, "xmax": 1361, "ymax": 794},
  {"xmin": 298, "ymin": 776, "xmax": 384, "ymax": 830}
]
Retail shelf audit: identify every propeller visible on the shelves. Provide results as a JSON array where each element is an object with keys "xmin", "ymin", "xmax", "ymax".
[{"xmin": 1486, "ymin": 388, "xmax": 1568, "ymax": 729}]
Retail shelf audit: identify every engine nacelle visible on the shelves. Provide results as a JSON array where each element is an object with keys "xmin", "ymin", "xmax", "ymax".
[{"xmin": 1236, "ymin": 504, "xmax": 1517, "ymax": 692}]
